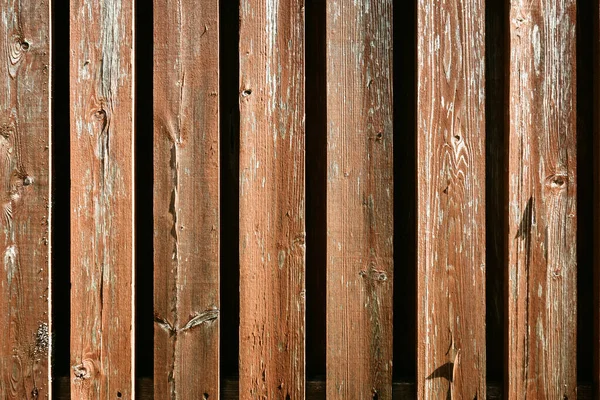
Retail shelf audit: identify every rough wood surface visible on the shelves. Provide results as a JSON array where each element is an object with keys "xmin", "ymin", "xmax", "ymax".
[
  {"xmin": 0, "ymin": 0, "xmax": 50, "ymax": 397},
  {"xmin": 416, "ymin": 0, "xmax": 486, "ymax": 398},
  {"xmin": 238, "ymin": 0, "xmax": 305, "ymax": 398},
  {"xmin": 506, "ymin": 0, "xmax": 577, "ymax": 398},
  {"xmin": 70, "ymin": 0, "xmax": 134, "ymax": 398},
  {"xmin": 325, "ymin": 1, "xmax": 393, "ymax": 398},
  {"xmin": 153, "ymin": 0, "xmax": 220, "ymax": 398}
]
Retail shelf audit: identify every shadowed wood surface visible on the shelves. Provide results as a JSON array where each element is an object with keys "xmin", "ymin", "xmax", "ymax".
[
  {"xmin": 417, "ymin": 0, "xmax": 487, "ymax": 398},
  {"xmin": 325, "ymin": 0, "xmax": 394, "ymax": 398},
  {"xmin": 238, "ymin": 0, "xmax": 306, "ymax": 398},
  {"xmin": 0, "ymin": 0, "xmax": 50, "ymax": 398},
  {"xmin": 506, "ymin": 1, "xmax": 578, "ymax": 398},
  {"xmin": 51, "ymin": 378, "xmax": 593, "ymax": 400},
  {"xmin": 153, "ymin": 0, "xmax": 220, "ymax": 398},
  {"xmin": 70, "ymin": 0, "xmax": 134, "ymax": 398}
]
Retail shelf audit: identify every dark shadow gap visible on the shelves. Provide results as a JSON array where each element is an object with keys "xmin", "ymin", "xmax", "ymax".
[
  {"xmin": 134, "ymin": 0, "xmax": 154, "ymax": 380},
  {"xmin": 51, "ymin": 0, "xmax": 71, "ymax": 395},
  {"xmin": 485, "ymin": 0, "xmax": 505, "ymax": 384},
  {"xmin": 305, "ymin": 0, "xmax": 327, "ymax": 381},
  {"xmin": 593, "ymin": 0, "xmax": 600, "ymax": 395},
  {"xmin": 393, "ymin": 0, "xmax": 416, "ymax": 381},
  {"xmin": 576, "ymin": 0, "xmax": 594, "ymax": 386},
  {"xmin": 220, "ymin": 0, "xmax": 241, "ymax": 383}
]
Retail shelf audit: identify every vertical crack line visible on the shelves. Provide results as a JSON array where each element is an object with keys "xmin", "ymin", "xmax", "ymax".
[
  {"xmin": 168, "ymin": 140, "xmax": 179, "ymax": 400},
  {"xmin": 168, "ymin": 3, "xmax": 184, "ymax": 397}
]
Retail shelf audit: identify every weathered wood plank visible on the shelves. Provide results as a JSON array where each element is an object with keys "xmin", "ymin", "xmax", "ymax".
[
  {"xmin": 506, "ymin": 0, "xmax": 577, "ymax": 398},
  {"xmin": 238, "ymin": 0, "xmax": 305, "ymax": 398},
  {"xmin": 153, "ymin": 0, "xmax": 220, "ymax": 398},
  {"xmin": 70, "ymin": 0, "xmax": 134, "ymax": 397},
  {"xmin": 0, "ymin": 0, "xmax": 51, "ymax": 397},
  {"xmin": 326, "ymin": 1, "xmax": 394, "ymax": 398},
  {"xmin": 416, "ymin": 0, "xmax": 486, "ymax": 398}
]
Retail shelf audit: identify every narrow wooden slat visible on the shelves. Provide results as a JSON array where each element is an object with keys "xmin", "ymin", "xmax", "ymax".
[
  {"xmin": 0, "ymin": 0, "xmax": 51, "ymax": 397},
  {"xmin": 506, "ymin": 0, "xmax": 577, "ymax": 398},
  {"xmin": 417, "ymin": 0, "xmax": 486, "ymax": 398},
  {"xmin": 238, "ymin": 1, "xmax": 305, "ymax": 398},
  {"xmin": 153, "ymin": 0, "xmax": 220, "ymax": 398},
  {"xmin": 70, "ymin": 0, "xmax": 134, "ymax": 397},
  {"xmin": 325, "ymin": 0, "xmax": 394, "ymax": 398}
]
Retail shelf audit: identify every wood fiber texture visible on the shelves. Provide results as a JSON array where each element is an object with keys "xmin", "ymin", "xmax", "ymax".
[
  {"xmin": 70, "ymin": 0, "xmax": 134, "ymax": 397},
  {"xmin": 506, "ymin": 0, "xmax": 577, "ymax": 398},
  {"xmin": 325, "ymin": 0, "xmax": 394, "ymax": 398},
  {"xmin": 0, "ymin": 0, "xmax": 50, "ymax": 397},
  {"xmin": 417, "ymin": 0, "xmax": 487, "ymax": 398},
  {"xmin": 238, "ymin": 0, "xmax": 306, "ymax": 398},
  {"xmin": 153, "ymin": 0, "xmax": 220, "ymax": 398}
]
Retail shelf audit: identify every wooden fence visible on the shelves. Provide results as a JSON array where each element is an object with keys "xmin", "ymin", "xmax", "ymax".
[{"xmin": 1, "ymin": 0, "xmax": 600, "ymax": 399}]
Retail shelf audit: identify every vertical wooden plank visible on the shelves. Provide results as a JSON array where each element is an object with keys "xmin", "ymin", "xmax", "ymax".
[
  {"xmin": 238, "ymin": 0, "xmax": 305, "ymax": 398},
  {"xmin": 506, "ymin": 0, "xmax": 577, "ymax": 398},
  {"xmin": 0, "ymin": 0, "xmax": 51, "ymax": 397},
  {"xmin": 417, "ymin": 0, "xmax": 486, "ymax": 398},
  {"xmin": 153, "ymin": 0, "xmax": 220, "ymax": 398},
  {"xmin": 326, "ymin": 1, "xmax": 394, "ymax": 398},
  {"xmin": 70, "ymin": 0, "xmax": 134, "ymax": 398}
]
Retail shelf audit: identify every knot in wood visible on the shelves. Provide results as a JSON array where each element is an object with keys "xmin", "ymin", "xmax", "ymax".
[
  {"xmin": 73, "ymin": 358, "xmax": 97, "ymax": 381},
  {"xmin": 545, "ymin": 173, "xmax": 568, "ymax": 191}
]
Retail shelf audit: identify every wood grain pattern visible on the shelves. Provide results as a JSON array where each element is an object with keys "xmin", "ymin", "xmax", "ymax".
[
  {"xmin": 70, "ymin": 0, "xmax": 134, "ymax": 398},
  {"xmin": 238, "ymin": 0, "xmax": 305, "ymax": 398},
  {"xmin": 0, "ymin": 0, "xmax": 51, "ymax": 398},
  {"xmin": 506, "ymin": 0, "xmax": 577, "ymax": 398},
  {"xmin": 417, "ymin": 0, "xmax": 486, "ymax": 398},
  {"xmin": 325, "ymin": 1, "xmax": 393, "ymax": 398},
  {"xmin": 153, "ymin": 0, "xmax": 220, "ymax": 398}
]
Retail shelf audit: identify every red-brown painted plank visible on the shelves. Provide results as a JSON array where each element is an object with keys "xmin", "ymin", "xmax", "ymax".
[
  {"xmin": 325, "ymin": 1, "xmax": 394, "ymax": 398},
  {"xmin": 506, "ymin": 1, "xmax": 577, "ymax": 398},
  {"xmin": 238, "ymin": 0, "xmax": 305, "ymax": 398},
  {"xmin": 0, "ymin": 0, "xmax": 51, "ymax": 397},
  {"xmin": 416, "ymin": 0, "xmax": 486, "ymax": 398},
  {"xmin": 70, "ymin": 0, "xmax": 135, "ymax": 397},
  {"xmin": 153, "ymin": 0, "xmax": 220, "ymax": 398}
]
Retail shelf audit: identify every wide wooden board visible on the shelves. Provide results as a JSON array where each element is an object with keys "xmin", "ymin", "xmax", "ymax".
[
  {"xmin": 506, "ymin": 0, "xmax": 577, "ymax": 398},
  {"xmin": 416, "ymin": 0, "xmax": 487, "ymax": 397},
  {"xmin": 238, "ymin": 0, "xmax": 306, "ymax": 397},
  {"xmin": 153, "ymin": 0, "xmax": 220, "ymax": 398},
  {"xmin": 70, "ymin": 0, "xmax": 135, "ymax": 397},
  {"xmin": 0, "ymin": 0, "xmax": 51, "ymax": 397},
  {"xmin": 325, "ymin": 0, "xmax": 394, "ymax": 398}
]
